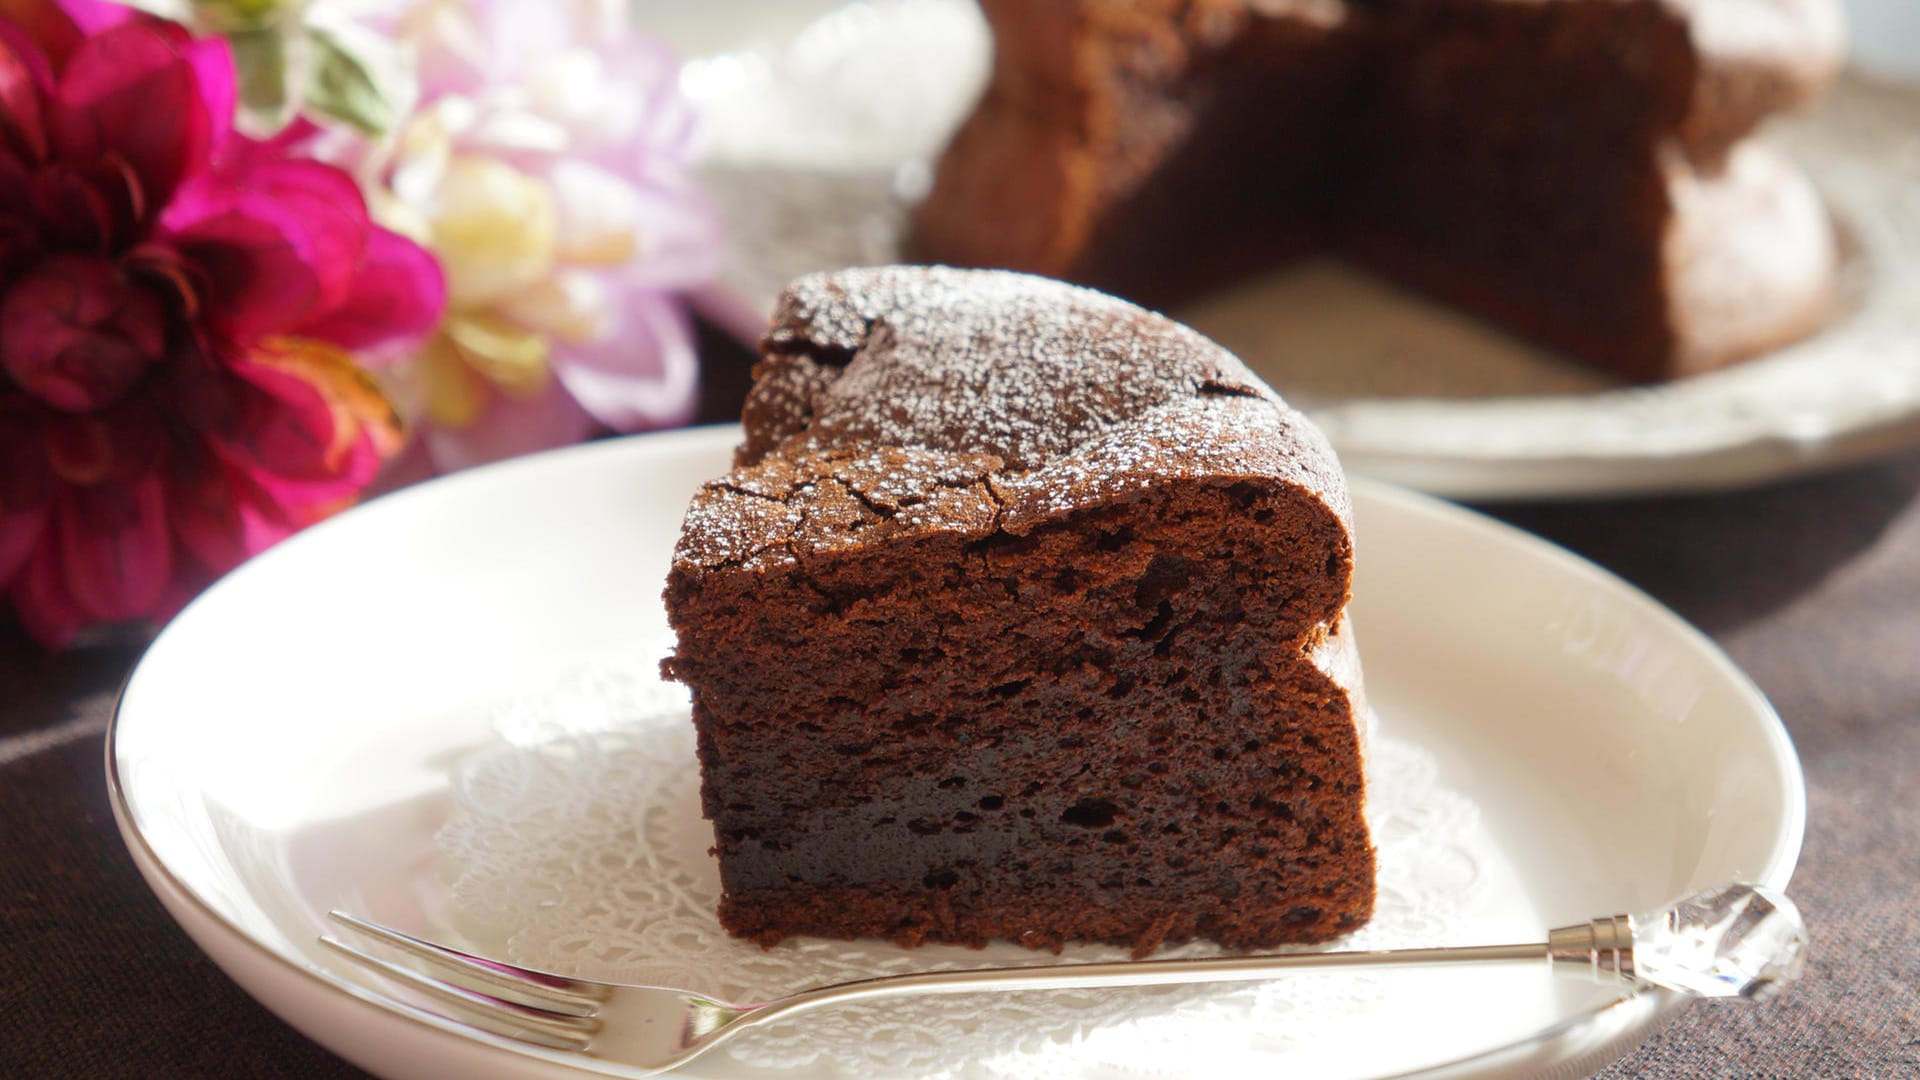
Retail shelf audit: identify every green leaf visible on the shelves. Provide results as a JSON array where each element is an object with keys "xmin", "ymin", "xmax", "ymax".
[
  {"xmin": 306, "ymin": 26, "xmax": 394, "ymax": 136},
  {"xmin": 227, "ymin": 26, "xmax": 295, "ymax": 133},
  {"xmin": 190, "ymin": 0, "xmax": 294, "ymax": 33}
]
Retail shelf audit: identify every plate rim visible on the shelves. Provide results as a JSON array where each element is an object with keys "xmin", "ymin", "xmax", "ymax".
[
  {"xmin": 105, "ymin": 424, "xmax": 1807, "ymax": 1080},
  {"xmin": 1334, "ymin": 405, "xmax": 1920, "ymax": 502}
]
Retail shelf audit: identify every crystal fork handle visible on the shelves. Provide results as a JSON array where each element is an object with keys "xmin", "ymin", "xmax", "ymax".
[{"xmin": 1549, "ymin": 882, "xmax": 1806, "ymax": 1000}]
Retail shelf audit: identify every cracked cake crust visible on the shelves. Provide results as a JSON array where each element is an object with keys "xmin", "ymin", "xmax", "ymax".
[
  {"xmin": 664, "ymin": 266, "xmax": 1375, "ymax": 955},
  {"xmin": 681, "ymin": 266, "xmax": 1351, "ymax": 574}
]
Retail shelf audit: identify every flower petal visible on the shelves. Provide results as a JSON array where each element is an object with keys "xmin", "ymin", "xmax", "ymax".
[
  {"xmin": 168, "ymin": 453, "xmax": 297, "ymax": 574},
  {"xmin": 293, "ymin": 225, "xmax": 446, "ymax": 360},
  {"xmin": 165, "ymin": 462, "xmax": 244, "ymax": 572},
  {"xmin": 548, "ymin": 161, "xmax": 641, "ymax": 268},
  {"xmin": 605, "ymin": 35, "xmax": 696, "ymax": 154},
  {"xmin": 0, "ymin": 0, "xmax": 82, "ymax": 72},
  {"xmin": 404, "ymin": 0, "xmax": 496, "ymax": 99},
  {"xmin": 152, "ymin": 561, "xmax": 215, "ymax": 624},
  {"xmin": 608, "ymin": 169, "xmax": 724, "ymax": 291},
  {"xmin": 523, "ymin": 31, "xmax": 690, "ymax": 161},
  {"xmin": 51, "ymin": 19, "xmax": 214, "ymax": 211},
  {"xmin": 49, "ymin": 0, "xmax": 137, "ymax": 37},
  {"xmin": 55, "ymin": 470, "xmax": 171, "ymax": 622},
  {"xmin": 0, "ymin": 499, "xmax": 46, "ymax": 588},
  {"xmin": 0, "ymin": 24, "xmax": 48, "ymax": 161},
  {"xmin": 163, "ymin": 192, "xmax": 327, "ymax": 342},
  {"xmin": 260, "ymin": 336, "xmax": 405, "ymax": 459},
  {"xmin": 549, "ymin": 286, "xmax": 696, "ymax": 432},
  {"xmin": 411, "ymin": 331, "xmax": 484, "ymax": 429},
  {"xmin": 0, "ymin": 253, "xmax": 165, "ymax": 412},
  {"xmin": 211, "ymin": 356, "xmax": 340, "ymax": 479},
  {"xmin": 242, "ymin": 421, "xmax": 384, "ymax": 525},
  {"xmin": 214, "ymin": 337, "xmax": 402, "ymax": 493},
  {"xmin": 249, "ymin": 160, "xmax": 371, "ymax": 307},
  {"xmin": 364, "ymin": 437, "xmax": 434, "ymax": 496},
  {"xmin": 227, "ymin": 465, "xmax": 301, "ymax": 549},
  {"xmin": 495, "ymin": 269, "xmax": 606, "ymax": 344},
  {"xmin": 44, "ymin": 413, "xmax": 112, "ymax": 484},
  {"xmin": 441, "ymin": 311, "xmax": 548, "ymax": 398},
  {"xmin": 0, "ymin": 395, "xmax": 50, "ymax": 508},
  {"xmin": 182, "ymin": 34, "xmax": 234, "ymax": 163},
  {"xmin": 26, "ymin": 161, "xmax": 113, "ymax": 249},
  {"xmin": 0, "ymin": 145, "xmax": 33, "ymax": 221},
  {"xmin": 10, "ymin": 535, "xmax": 85, "ymax": 649},
  {"xmin": 420, "ymin": 376, "xmax": 595, "ymax": 474},
  {"xmin": 430, "ymin": 155, "xmax": 557, "ymax": 309}
]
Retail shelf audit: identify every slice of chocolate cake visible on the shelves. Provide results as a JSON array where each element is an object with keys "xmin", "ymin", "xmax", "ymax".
[{"xmin": 663, "ymin": 266, "xmax": 1374, "ymax": 955}]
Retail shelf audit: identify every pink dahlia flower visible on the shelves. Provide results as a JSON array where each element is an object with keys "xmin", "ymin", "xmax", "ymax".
[
  {"xmin": 0, "ymin": 0, "xmax": 445, "ymax": 648},
  {"xmin": 371, "ymin": 0, "xmax": 723, "ymax": 472}
]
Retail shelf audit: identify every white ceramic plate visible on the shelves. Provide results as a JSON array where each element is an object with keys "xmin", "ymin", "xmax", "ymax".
[
  {"xmin": 108, "ymin": 425, "xmax": 1803, "ymax": 1080},
  {"xmin": 671, "ymin": 0, "xmax": 1920, "ymax": 501}
]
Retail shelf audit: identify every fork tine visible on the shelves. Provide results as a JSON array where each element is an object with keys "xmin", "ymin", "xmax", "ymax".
[
  {"xmin": 326, "ymin": 910, "xmax": 605, "ymax": 1016},
  {"xmin": 320, "ymin": 935, "xmax": 598, "ymax": 1052}
]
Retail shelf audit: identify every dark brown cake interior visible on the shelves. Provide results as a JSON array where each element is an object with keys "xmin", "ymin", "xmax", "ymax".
[
  {"xmin": 680, "ymin": 476, "xmax": 1365, "ymax": 950},
  {"xmin": 1070, "ymin": 12, "xmax": 1361, "ymax": 303},
  {"xmin": 664, "ymin": 267, "xmax": 1374, "ymax": 955},
  {"xmin": 1341, "ymin": 1, "xmax": 1698, "ymax": 381}
]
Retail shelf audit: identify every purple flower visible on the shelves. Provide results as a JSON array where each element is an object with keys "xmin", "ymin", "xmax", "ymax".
[{"xmin": 375, "ymin": 0, "xmax": 724, "ymax": 472}]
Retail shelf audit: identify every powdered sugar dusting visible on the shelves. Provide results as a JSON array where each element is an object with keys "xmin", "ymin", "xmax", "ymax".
[
  {"xmin": 758, "ymin": 266, "xmax": 1260, "ymax": 469},
  {"xmin": 677, "ymin": 266, "xmax": 1350, "ymax": 575},
  {"xmin": 1664, "ymin": 141, "xmax": 1838, "ymax": 364},
  {"xmin": 1667, "ymin": 0, "xmax": 1845, "ymax": 87},
  {"xmin": 1003, "ymin": 395, "xmax": 1352, "ymax": 528}
]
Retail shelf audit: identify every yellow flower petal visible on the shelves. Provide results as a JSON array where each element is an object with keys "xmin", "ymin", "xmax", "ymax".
[
  {"xmin": 496, "ymin": 271, "xmax": 611, "ymax": 344},
  {"xmin": 416, "ymin": 333, "xmax": 489, "ymax": 430},
  {"xmin": 253, "ymin": 336, "xmax": 407, "ymax": 465},
  {"xmin": 550, "ymin": 161, "xmax": 642, "ymax": 268},
  {"xmin": 432, "ymin": 156, "xmax": 558, "ymax": 309},
  {"xmin": 443, "ymin": 313, "xmax": 552, "ymax": 400}
]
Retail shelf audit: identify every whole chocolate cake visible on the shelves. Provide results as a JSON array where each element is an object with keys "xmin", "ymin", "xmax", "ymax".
[
  {"xmin": 663, "ymin": 266, "xmax": 1374, "ymax": 955},
  {"xmin": 911, "ymin": 0, "xmax": 1844, "ymax": 382}
]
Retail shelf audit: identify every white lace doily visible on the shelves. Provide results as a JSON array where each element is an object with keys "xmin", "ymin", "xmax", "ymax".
[{"xmin": 436, "ymin": 662, "xmax": 1486, "ymax": 1079}]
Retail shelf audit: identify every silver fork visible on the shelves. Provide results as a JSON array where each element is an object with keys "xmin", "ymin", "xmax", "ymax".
[{"xmin": 321, "ymin": 882, "xmax": 1804, "ymax": 1076}]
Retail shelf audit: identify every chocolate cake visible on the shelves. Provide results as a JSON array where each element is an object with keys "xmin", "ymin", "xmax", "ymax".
[
  {"xmin": 911, "ymin": 0, "xmax": 1844, "ymax": 382},
  {"xmin": 663, "ymin": 266, "xmax": 1374, "ymax": 955}
]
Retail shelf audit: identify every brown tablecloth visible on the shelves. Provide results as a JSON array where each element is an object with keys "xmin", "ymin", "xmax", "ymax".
[{"xmin": 4, "ymin": 443, "xmax": 1918, "ymax": 1078}]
